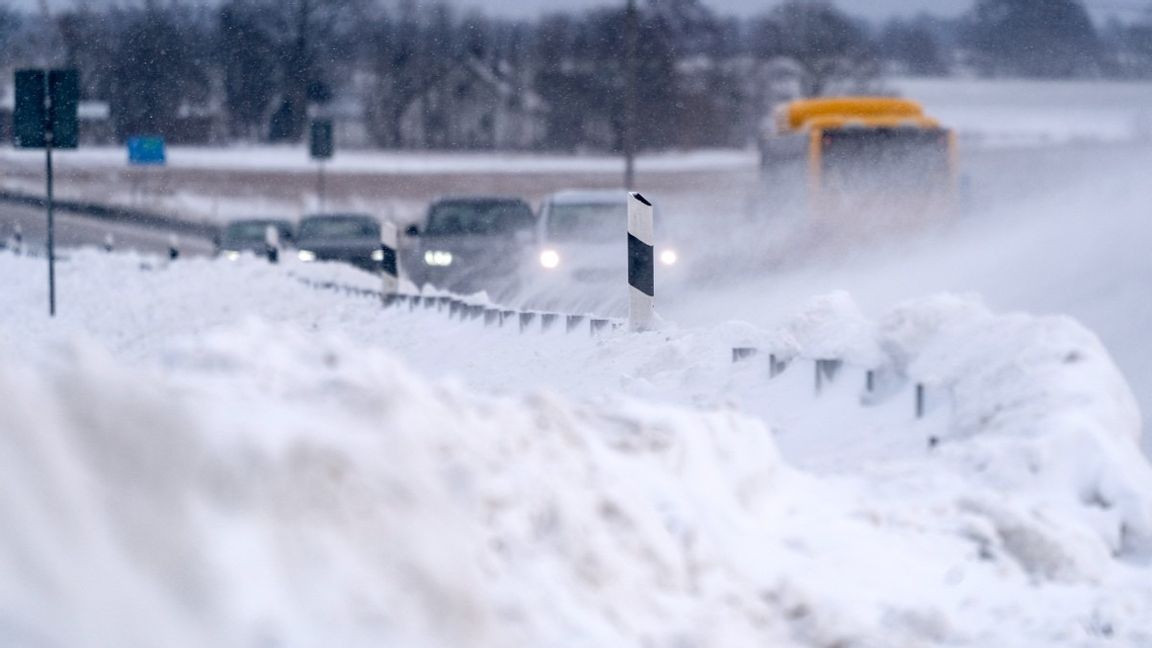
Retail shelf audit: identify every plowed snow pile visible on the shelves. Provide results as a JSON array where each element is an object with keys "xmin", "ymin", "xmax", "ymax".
[{"xmin": 2, "ymin": 251, "xmax": 1152, "ymax": 646}]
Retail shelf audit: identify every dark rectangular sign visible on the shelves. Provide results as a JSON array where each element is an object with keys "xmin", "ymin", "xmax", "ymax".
[
  {"xmin": 12, "ymin": 69, "xmax": 80, "ymax": 149},
  {"xmin": 49, "ymin": 69, "xmax": 79, "ymax": 149},
  {"xmin": 13, "ymin": 69, "xmax": 46, "ymax": 148},
  {"xmin": 310, "ymin": 119, "xmax": 333, "ymax": 160}
]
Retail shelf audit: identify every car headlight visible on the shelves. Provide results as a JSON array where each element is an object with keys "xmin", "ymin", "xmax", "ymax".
[
  {"xmin": 298, "ymin": 250, "xmax": 316, "ymax": 262},
  {"xmin": 659, "ymin": 249, "xmax": 678, "ymax": 266},
  {"xmin": 224, "ymin": 250, "xmax": 241, "ymax": 261},
  {"xmin": 424, "ymin": 250, "xmax": 453, "ymax": 266},
  {"xmin": 539, "ymin": 249, "xmax": 560, "ymax": 269},
  {"xmin": 371, "ymin": 249, "xmax": 385, "ymax": 261}
]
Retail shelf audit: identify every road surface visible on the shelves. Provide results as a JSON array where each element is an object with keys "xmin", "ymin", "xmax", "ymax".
[{"xmin": 0, "ymin": 202, "xmax": 215, "ymax": 257}]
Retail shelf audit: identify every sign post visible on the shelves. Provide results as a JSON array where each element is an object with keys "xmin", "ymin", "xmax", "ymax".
[
  {"xmin": 127, "ymin": 136, "xmax": 166, "ymax": 204},
  {"xmin": 14, "ymin": 69, "xmax": 79, "ymax": 317},
  {"xmin": 310, "ymin": 119, "xmax": 334, "ymax": 212}
]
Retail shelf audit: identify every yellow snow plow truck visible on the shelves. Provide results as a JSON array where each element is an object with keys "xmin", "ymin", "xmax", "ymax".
[{"xmin": 760, "ymin": 97, "xmax": 957, "ymax": 223}]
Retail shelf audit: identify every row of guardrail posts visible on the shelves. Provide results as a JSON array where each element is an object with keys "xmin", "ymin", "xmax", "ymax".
[
  {"xmin": 731, "ymin": 346, "xmax": 932, "ymax": 420},
  {"xmin": 380, "ymin": 292, "xmax": 619, "ymax": 338}
]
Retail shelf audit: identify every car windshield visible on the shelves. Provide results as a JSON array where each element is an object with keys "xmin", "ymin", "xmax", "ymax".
[
  {"xmin": 425, "ymin": 200, "xmax": 533, "ymax": 236},
  {"xmin": 545, "ymin": 202, "xmax": 625, "ymax": 242},
  {"xmin": 299, "ymin": 217, "xmax": 379, "ymax": 239},
  {"xmin": 222, "ymin": 221, "xmax": 286, "ymax": 245}
]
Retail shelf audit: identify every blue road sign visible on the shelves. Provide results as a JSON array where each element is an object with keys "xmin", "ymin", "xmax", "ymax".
[{"xmin": 127, "ymin": 136, "xmax": 166, "ymax": 165}]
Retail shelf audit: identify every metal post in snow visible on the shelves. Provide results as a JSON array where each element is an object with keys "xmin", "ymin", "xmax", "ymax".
[
  {"xmin": 627, "ymin": 191, "xmax": 655, "ymax": 332},
  {"xmin": 264, "ymin": 225, "xmax": 280, "ymax": 264},
  {"xmin": 44, "ymin": 82, "xmax": 55, "ymax": 317},
  {"xmin": 317, "ymin": 161, "xmax": 326, "ymax": 213},
  {"xmin": 623, "ymin": 0, "xmax": 638, "ymax": 190},
  {"xmin": 168, "ymin": 234, "xmax": 180, "ymax": 261},
  {"xmin": 380, "ymin": 221, "xmax": 399, "ymax": 300}
]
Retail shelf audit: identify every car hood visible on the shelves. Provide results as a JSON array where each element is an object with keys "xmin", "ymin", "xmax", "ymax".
[
  {"xmin": 414, "ymin": 234, "xmax": 521, "ymax": 252},
  {"xmin": 296, "ymin": 237, "xmax": 379, "ymax": 253}
]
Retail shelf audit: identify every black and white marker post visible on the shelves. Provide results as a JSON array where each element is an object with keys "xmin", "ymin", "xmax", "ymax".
[
  {"xmin": 264, "ymin": 225, "xmax": 280, "ymax": 264},
  {"xmin": 627, "ymin": 191, "xmax": 655, "ymax": 331},
  {"xmin": 380, "ymin": 221, "xmax": 399, "ymax": 300}
]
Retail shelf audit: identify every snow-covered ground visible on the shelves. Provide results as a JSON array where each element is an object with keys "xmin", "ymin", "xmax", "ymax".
[
  {"xmin": 0, "ymin": 146, "xmax": 755, "ymax": 176},
  {"xmin": 4, "ymin": 78, "xmax": 1152, "ymax": 645},
  {"xmin": 3, "ymin": 249, "xmax": 1152, "ymax": 646}
]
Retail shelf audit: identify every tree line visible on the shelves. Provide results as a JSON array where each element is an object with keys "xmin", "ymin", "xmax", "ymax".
[{"xmin": 1, "ymin": 0, "xmax": 1149, "ymax": 151}]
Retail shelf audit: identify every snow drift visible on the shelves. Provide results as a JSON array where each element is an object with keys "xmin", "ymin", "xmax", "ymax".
[{"xmin": 2, "ymin": 250, "xmax": 1152, "ymax": 645}]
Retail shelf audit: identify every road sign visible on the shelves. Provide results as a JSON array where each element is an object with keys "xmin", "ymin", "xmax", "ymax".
[
  {"xmin": 13, "ymin": 70, "xmax": 46, "ymax": 148},
  {"xmin": 13, "ymin": 69, "xmax": 79, "ymax": 149},
  {"xmin": 49, "ymin": 70, "xmax": 79, "ymax": 149},
  {"xmin": 13, "ymin": 68, "xmax": 80, "ymax": 317},
  {"xmin": 128, "ymin": 136, "xmax": 167, "ymax": 165},
  {"xmin": 310, "ymin": 119, "xmax": 333, "ymax": 160}
]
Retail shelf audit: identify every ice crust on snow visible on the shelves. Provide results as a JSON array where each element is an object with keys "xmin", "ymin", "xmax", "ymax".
[{"xmin": 2, "ymin": 250, "xmax": 1152, "ymax": 645}]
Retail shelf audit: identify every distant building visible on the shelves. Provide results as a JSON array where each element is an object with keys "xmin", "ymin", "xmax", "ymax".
[{"xmin": 398, "ymin": 58, "xmax": 547, "ymax": 150}]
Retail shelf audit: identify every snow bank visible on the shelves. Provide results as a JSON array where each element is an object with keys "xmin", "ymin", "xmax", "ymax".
[
  {"xmin": 3, "ymin": 250, "xmax": 1152, "ymax": 645},
  {"xmin": 767, "ymin": 291, "xmax": 1152, "ymax": 565},
  {"xmin": 0, "ymin": 324, "xmax": 798, "ymax": 647}
]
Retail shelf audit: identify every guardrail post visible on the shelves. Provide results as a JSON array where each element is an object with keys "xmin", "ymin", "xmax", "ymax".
[
  {"xmin": 380, "ymin": 221, "xmax": 399, "ymax": 298},
  {"xmin": 627, "ymin": 191, "xmax": 654, "ymax": 332},
  {"xmin": 732, "ymin": 347, "xmax": 758, "ymax": 363},
  {"xmin": 590, "ymin": 318, "xmax": 610, "ymax": 336},
  {"xmin": 814, "ymin": 359, "xmax": 842, "ymax": 395},
  {"xmin": 769, "ymin": 353, "xmax": 789, "ymax": 378}
]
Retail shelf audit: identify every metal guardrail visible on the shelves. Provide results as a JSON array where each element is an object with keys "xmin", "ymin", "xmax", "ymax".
[{"xmin": 0, "ymin": 189, "xmax": 219, "ymax": 239}]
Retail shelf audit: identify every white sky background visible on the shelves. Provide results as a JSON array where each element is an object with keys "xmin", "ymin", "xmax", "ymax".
[{"xmin": 13, "ymin": 0, "xmax": 1150, "ymax": 22}]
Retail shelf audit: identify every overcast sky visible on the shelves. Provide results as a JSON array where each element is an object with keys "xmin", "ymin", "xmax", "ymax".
[{"xmin": 14, "ymin": 0, "xmax": 1146, "ymax": 22}]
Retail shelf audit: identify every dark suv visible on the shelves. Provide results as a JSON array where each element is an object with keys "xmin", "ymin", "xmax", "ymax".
[
  {"xmin": 404, "ymin": 197, "xmax": 535, "ymax": 295},
  {"xmin": 295, "ymin": 213, "xmax": 384, "ymax": 271}
]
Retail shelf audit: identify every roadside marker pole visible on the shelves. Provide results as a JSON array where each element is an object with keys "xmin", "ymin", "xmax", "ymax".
[
  {"xmin": 264, "ymin": 225, "xmax": 280, "ymax": 264},
  {"xmin": 380, "ymin": 221, "xmax": 399, "ymax": 300},
  {"xmin": 627, "ymin": 191, "xmax": 654, "ymax": 332},
  {"xmin": 168, "ymin": 234, "xmax": 179, "ymax": 261}
]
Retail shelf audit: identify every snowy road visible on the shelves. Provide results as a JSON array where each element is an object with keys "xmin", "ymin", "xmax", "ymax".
[{"xmin": 0, "ymin": 201, "xmax": 216, "ymax": 257}]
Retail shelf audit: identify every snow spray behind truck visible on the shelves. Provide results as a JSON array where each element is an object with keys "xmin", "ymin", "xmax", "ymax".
[{"xmin": 760, "ymin": 97, "xmax": 958, "ymax": 229}]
